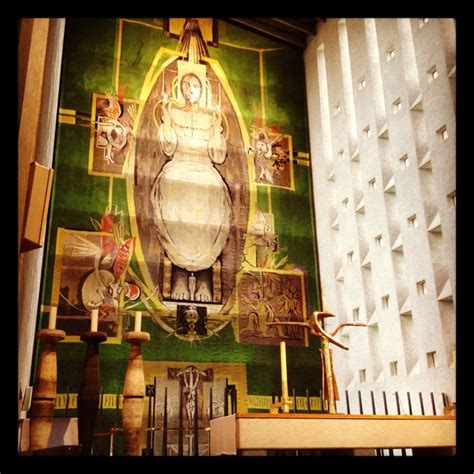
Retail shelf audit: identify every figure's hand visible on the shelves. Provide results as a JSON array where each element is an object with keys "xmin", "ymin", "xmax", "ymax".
[
  {"xmin": 161, "ymin": 92, "xmax": 173, "ymax": 127},
  {"xmin": 212, "ymin": 105, "xmax": 222, "ymax": 131}
]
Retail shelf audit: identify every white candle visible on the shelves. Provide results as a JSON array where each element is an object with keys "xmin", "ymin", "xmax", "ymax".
[
  {"xmin": 280, "ymin": 341, "xmax": 288, "ymax": 383},
  {"xmin": 280, "ymin": 341, "xmax": 289, "ymax": 412},
  {"xmin": 48, "ymin": 306, "xmax": 57, "ymax": 330},
  {"xmin": 91, "ymin": 309, "xmax": 99, "ymax": 332},
  {"xmin": 134, "ymin": 311, "xmax": 142, "ymax": 332}
]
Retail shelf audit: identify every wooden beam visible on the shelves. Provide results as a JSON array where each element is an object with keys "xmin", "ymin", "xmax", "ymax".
[
  {"xmin": 18, "ymin": 18, "xmax": 50, "ymax": 254},
  {"xmin": 229, "ymin": 18, "xmax": 307, "ymax": 48},
  {"xmin": 271, "ymin": 18, "xmax": 316, "ymax": 36}
]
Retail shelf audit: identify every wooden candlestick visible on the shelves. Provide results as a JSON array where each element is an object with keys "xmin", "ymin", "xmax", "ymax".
[
  {"xmin": 77, "ymin": 330, "xmax": 107, "ymax": 455},
  {"xmin": 29, "ymin": 328, "xmax": 65, "ymax": 451},
  {"xmin": 122, "ymin": 330, "xmax": 150, "ymax": 456}
]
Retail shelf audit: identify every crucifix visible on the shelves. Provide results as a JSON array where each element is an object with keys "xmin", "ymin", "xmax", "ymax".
[{"xmin": 268, "ymin": 311, "xmax": 367, "ymax": 414}]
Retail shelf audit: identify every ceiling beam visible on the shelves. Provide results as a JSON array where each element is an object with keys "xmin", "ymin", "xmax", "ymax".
[
  {"xmin": 271, "ymin": 18, "xmax": 316, "ymax": 36},
  {"xmin": 228, "ymin": 18, "xmax": 307, "ymax": 49}
]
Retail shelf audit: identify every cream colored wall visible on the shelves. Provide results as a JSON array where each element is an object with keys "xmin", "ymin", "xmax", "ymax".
[
  {"xmin": 18, "ymin": 18, "xmax": 65, "ymax": 410},
  {"xmin": 304, "ymin": 18, "xmax": 456, "ymax": 414}
]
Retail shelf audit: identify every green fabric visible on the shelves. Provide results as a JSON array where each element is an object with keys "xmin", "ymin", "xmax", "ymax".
[{"xmin": 39, "ymin": 19, "xmax": 323, "ymax": 455}]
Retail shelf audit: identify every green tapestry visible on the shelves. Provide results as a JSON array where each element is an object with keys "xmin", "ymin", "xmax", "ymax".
[{"xmin": 37, "ymin": 18, "xmax": 323, "ymax": 455}]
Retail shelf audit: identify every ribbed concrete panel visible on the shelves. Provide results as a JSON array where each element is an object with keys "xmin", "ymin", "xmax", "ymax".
[{"xmin": 305, "ymin": 18, "xmax": 456, "ymax": 417}]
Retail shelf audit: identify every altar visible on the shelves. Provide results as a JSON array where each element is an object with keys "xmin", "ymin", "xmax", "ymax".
[{"xmin": 209, "ymin": 413, "xmax": 455, "ymax": 455}]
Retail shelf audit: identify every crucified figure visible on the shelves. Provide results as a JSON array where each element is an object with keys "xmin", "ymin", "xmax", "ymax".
[{"xmin": 267, "ymin": 311, "xmax": 367, "ymax": 414}]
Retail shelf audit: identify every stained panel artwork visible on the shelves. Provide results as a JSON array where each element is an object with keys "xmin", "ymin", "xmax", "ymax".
[
  {"xmin": 88, "ymin": 94, "xmax": 138, "ymax": 177},
  {"xmin": 236, "ymin": 269, "xmax": 307, "ymax": 346},
  {"xmin": 252, "ymin": 130, "xmax": 294, "ymax": 190},
  {"xmin": 51, "ymin": 225, "xmax": 138, "ymax": 342}
]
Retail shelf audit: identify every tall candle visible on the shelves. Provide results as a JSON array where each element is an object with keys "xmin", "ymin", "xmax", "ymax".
[
  {"xmin": 48, "ymin": 306, "xmax": 57, "ymax": 330},
  {"xmin": 280, "ymin": 340, "xmax": 290, "ymax": 412},
  {"xmin": 134, "ymin": 311, "xmax": 142, "ymax": 332},
  {"xmin": 91, "ymin": 309, "xmax": 99, "ymax": 332},
  {"xmin": 321, "ymin": 286, "xmax": 328, "ymax": 311},
  {"xmin": 280, "ymin": 341, "xmax": 288, "ymax": 383}
]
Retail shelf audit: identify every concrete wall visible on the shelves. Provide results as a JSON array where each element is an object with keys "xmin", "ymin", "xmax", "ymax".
[{"xmin": 304, "ymin": 18, "xmax": 455, "ymax": 416}]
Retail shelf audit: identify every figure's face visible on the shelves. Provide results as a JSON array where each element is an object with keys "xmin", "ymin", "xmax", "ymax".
[{"xmin": 182, "ymin": 75, "xmax": 202, "ymax": 105}]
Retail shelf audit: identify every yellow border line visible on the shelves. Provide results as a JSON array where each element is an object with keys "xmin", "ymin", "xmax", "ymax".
[
  {"xmin": 247, "ymin": 395, "xmax": 323, "ymax": 411},
  {"xmin": 58, "ymin": 115, "xmax": 76, "ymax": 125},
  {"xmin": 59, "ymin": 108, "xmax": 76, "ymax": 116},
  {"xmin": 287, "ymin": 134, "xmax": 295, "ymax": 191},
  {"xmin": 88, "ymin": 93, "xmax": 98, "ymax": 176},
  {"xmin": 296, "ymin": 159, "xmax": 310, "ymax": 167},
  {"xmin": 261, "ymin": 47, "xmax": 286, "ymax": 52},
  {"xmin": 122, "ymin": 18, "xmax": 164, "ymax": 31},
  {"xmin": 114, "ymin": 19, "xmax": 123, "ymax": 92},
  {"xmin": 53, "ymin": 393, "xmax": 324, "ymax": 411},
  {"xmin": 220, "ymin": 40, "xmax": 261, "ymax": 53},
  {"xmin": 217, "ymin": 41, "xmax": 286, "ymax": 54},
  {"xmin": 259, "ymin": 50, "xmax": 266, "ymax": 127},
  {"xmin": 108, "ymin": 177, "xmax": 114, "ymax": 209},
  {"xmin": 51, "ymin": 227, "xmax": 66, "ymax": 307}
]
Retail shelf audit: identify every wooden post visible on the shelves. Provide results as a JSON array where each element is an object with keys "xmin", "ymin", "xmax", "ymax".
[
  {"xmin": 29, "ymin": 328, "xmax": 65, "ymax": 451},
  {"xmin": 322, "ymin": 338, "xmax": 336, "ymax": 413},
  {"xmin": 122, "ymin": 330, "xmax": 150, "ymax": 456},
  {"xmin": 78, "ymin": 330, "xmax": 107, "ymax": 455}
]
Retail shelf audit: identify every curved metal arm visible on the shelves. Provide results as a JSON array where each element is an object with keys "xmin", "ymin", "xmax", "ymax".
[
  {"xmin": 267, "ymin": 317, "xmax": 349, "ymax": 350},
  {"xmin": 312, "ymin": 311, "xmax": 336, "ymax": 320},
  {"xmin": 311, "ymin": 313, "xmax": 349, "ymax": 350},
  {"xmin": 267, "ymin": 313, "xmax": 366, "ymax": 351},
  {"xmin": 266, "ymin": 322, "xmax": 312, "ymax": 329},
  {"xmin": 330, "ymin": 322, "xmax": 368, "ymax": 337}
]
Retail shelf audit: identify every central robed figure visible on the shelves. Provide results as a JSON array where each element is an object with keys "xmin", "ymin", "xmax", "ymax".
[{"xmin": 152, "ymin": 70, "xmax": 231, "ymax": 302}]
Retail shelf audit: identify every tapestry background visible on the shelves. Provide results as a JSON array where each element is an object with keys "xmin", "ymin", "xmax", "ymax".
[{"xmin": 35, "ymin": 18, "xmax": 323, "ymax": 455}]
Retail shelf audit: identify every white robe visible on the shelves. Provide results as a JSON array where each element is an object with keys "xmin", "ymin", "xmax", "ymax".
[{"xmin": 152, "ymin": 106, "xmax": 231, "ymax": 272}]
